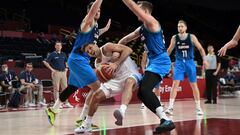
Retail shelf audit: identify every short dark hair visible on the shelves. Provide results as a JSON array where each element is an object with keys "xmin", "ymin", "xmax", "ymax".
[
  {"xmin": 137, "ymin": 1, "xmax": 153, "ymax": 13},
  {"xmin": 55, "ymin": 41, "xmax": 62, "ymax": 45},
  {"xmin": 178, "ymin": 20, "xmax": 187, "ymax": 27},
  {"xmin": 87, "ymin": 2, "xmax": 94, "ymax": 12},
  {"xmin": 25, "ymin": 62, "xmax": 33, "ymax": 67}
]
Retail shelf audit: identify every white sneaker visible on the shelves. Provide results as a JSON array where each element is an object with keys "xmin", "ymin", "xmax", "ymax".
[
  {"xmin": 74, "ymin": 122, "xmax": 92, "ymax": 133},
  {"xmin": 0, "ymin": 105, "xmax": 5, "ymax": 109},
  {"xmin": 65, "ymin": 102, "xmax": 74, "ymax": 108},
  {"xmin": 165, "ymin": 108, "xmax": 173, "ymax": 115},
  {"xmin": 38, "ymin": 101, "xmax": 48, "ymax": 107},
  {"xmin": 28, "ymin": 103, "xmax": 37, "ymax": 107},
  {"xmin": 196, "ymin": 108, "xmax": 203, "ymax": 115},
  {"xmin": 113, "ymin": 109, "xmax": 124, "ymax": 126},
  {"xmin": 140, "ymin": 103, "xmax": 145, "ymax": 109}
]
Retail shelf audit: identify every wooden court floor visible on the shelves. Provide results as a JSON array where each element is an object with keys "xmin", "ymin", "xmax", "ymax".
[{"xmin": 1, "ymin": 98, "xmax": 240, "ymax": 135}]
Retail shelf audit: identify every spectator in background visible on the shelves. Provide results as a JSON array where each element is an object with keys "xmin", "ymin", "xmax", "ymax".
[
  {"xmin": 227, "ymin": 59, "xmax": 239, "ymax": 73},
  {"xmin": 205, "ymin": 45, "xmax": 221, "ymax": 104},
  {"xmin": 19, "ymin": 63, "xmax": 46, "ymax": 107},
  {"xmin": 0, "ymin": 63, "xmax": 18, "ymax": 94},
  {"xmin": 225, "ymin": 71, "xmax": 236, "ymax": 86},
  {"xmin": 43, "ymin": 41, "xmax": 73, "ymax": 108},
  {"xmin": 0, "ymin": 63, "xmax": 18, "ymax": 107},
  {"xmin": 36, "ymin": 32, "xmax": 50, "ymax": 44},
  {"xmin": 218, "ymin": 25, "xmax": 240, "ymax": 56}
]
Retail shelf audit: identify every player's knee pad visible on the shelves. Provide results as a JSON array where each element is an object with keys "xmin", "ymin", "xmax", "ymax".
[{"xmin": 59, "ymin": 85, "xmax": 77, "ymax": 102}]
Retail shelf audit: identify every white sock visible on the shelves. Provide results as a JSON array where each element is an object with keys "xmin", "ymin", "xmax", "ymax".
[
  {"xmin": 52, "ymin": 98, "xmax": 62, "ymax": 112},
  {"xmin": 157, "ymin": 96, "xmax": 161, "ymax": 102},
  {"xmin": 80, "ymin": 104, "xmax": 89, "ymax": 120},
  {"xmin": 195, "ymin": 100, "xmax": 201, "ymax": 109},
  {"xmin": 169, "ymin": 98, "xmax": 175, "ymax": 109},
  {"xmin": 85, "ymin": 115, "xmax": 92, "ymax": 125},
  {"xmin": 156, "ymin": 106, "xmax": 169, "ymax": 120},
  {"xmin": 119, "ymin": 104, "xmax": 127, "ymax": 116}
]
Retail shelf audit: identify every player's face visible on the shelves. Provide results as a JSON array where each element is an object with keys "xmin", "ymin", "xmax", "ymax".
[
  {"xmin": 178, "ymin": 23, "xmax": 187, "ymax": 34},
  {"xmin": 94, "ymin": 9, "xmax": 101, "ymax": 20},
  {"xmin": 85, "ymin": 44, "xmax": 100, "ymax": 57}
]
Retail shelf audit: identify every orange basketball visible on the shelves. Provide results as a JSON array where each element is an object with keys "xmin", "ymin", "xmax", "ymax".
[{"xmin": 95, "ymin": 63, "xmax": 113, "ymax": 82}]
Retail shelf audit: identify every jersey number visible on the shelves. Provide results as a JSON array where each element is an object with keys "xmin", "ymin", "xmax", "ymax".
[{"xmin": 182, "ymin": 50, "xmax": 187, "ymax": 57}]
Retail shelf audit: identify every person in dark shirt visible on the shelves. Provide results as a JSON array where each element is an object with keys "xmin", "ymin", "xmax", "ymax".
[
  {"xmin": 43, "ymin": 41, "xmax": 73, "ymax": 107},
  {"xmin": 0, "ymin": 63, "xmax": 18, "ymax": 93},
  {"xmin": 19, "ymin": 63, "xmax": 46, "ymax": 107}
]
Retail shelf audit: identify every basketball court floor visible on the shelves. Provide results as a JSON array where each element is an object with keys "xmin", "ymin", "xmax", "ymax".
[{"xmin": 1, "ymin": 97, "xmax": 240, "ymax": 135}]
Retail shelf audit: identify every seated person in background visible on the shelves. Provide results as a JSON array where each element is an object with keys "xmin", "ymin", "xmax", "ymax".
[
  {"xmin": 19, "ymin": 63, "xmax": 46, "ymax": 107},
  {"xmin": 224, "ymin": 71, "xmax": 236, "ymax": 86},
  {"xmin": 0, "ymin": 63, "xmax": 18, "ymax": 94}
]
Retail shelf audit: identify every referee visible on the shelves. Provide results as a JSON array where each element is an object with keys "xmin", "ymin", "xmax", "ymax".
[{"xmin": 205, "ymin": 45, "xmax": 221, "ymax": 104}]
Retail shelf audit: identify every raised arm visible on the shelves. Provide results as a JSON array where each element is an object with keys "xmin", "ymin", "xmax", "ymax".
[
  {"xmin": 81, "ymin": 0, "xmax": 103, "ymax": 32},
  {"xmin": 218, "ymin": 25, "xmax": 240, "ymax": 56},
  {"xmin": 191, "ymin": 34, "xmax": 208, "ymax": 68},
  {"xmin": 118, "ymin": 27, "xmax": 141, "ymax": 45},
  {"xmin": 167, "ymin": 35, "xmax": 176, "ymax": 55},
  {"xmin": 99, "ymin": 19, "xmax": 111, "ymax": 36},
  {"xmin": 122, "ymin": 0, "xmax": 159, "ymax": 32}
]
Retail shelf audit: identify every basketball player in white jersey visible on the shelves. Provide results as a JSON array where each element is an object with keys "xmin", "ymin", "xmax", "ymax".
[{"xmin": 74, "ymin": 42, "xmax": 142, "ymax": 133}]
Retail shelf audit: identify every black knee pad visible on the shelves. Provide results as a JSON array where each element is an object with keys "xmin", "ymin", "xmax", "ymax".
[
  {"xmin": 137, "ymin": 89, "xmax": 143, "ymax": 101},
  {"xmin": 59, "ymin": 85, "xmax": 77, "ymax": 102}
]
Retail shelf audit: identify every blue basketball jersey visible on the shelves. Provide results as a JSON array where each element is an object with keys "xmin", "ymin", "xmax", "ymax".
[
  {"xmin": 67, "ymin": 24, "xmax": 99, "ymax": 88},
  {"xmin": 139, "ymin": 25, "xmax": 167, "ymax": 58},
  {"xmin": 139, "ymin": 24, "xmax": 171, "ymax": 78},
  {"xmin": 69, "ymin": 24, "xmax": 99, "ymax": 61},
  {"xmin": 175, "ymin": 33, "xmax": 194, "ymax": 60}
]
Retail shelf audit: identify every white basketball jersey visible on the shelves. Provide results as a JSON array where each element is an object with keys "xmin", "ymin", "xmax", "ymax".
[{"xmin": 96, "ymin": 46, "xmax": 139, "ymax": 80}]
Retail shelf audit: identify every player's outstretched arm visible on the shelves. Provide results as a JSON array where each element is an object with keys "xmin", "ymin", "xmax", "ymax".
[
  {"xmin": 122, "ymin": 0, "xmax": 158, "ymax": 32},
  {"xmin": 118, "ymin": 27, "xmax": 141, "ymax": 45},
  {"xmin": 99, "ymin": 19, "xmax": 111, "ymax": 36},
  {"xmin": 218, "ymin": 25, "xmax": 240, "ymax": 56},
  {"xmin": 81, "ymin": 0, "xmax": 103, "ymax": 32}
]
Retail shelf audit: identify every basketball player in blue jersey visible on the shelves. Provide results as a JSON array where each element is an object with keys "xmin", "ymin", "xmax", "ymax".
[
  {"xmin": 45, "ymin": 0, "xmax": 113, "ymax": 126},
  {"xmin": 119, "ymin": 0, "xmax": 175, "ymax": 133},
  {"xmin": 165, "ymin": 20, "xmax": 208, "ymax": 115}
]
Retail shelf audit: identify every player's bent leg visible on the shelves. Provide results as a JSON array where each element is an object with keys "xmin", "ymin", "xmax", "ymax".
[
  {"xmin": 121, "ymin": 78, "xmax": 136, "ymax": 105},
  {"xmin": 74, "ymin": 89, "xmax": 106, "ymax": 133},
  {"xmin": 114, "ymin": 77, "xmax": 136, "ymax": 126},
  {"xmin": 45, "ymin": 85, "xmax": 78, "ymax": 126},
  {"xmin": 76, "ymin": 81, "xmax": 100, "ymax": 126}
]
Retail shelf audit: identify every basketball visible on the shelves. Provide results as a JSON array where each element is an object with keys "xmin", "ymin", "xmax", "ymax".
[{"xmin": 95, "ymin": 63, "xmax": 113, "ymax": 82}]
